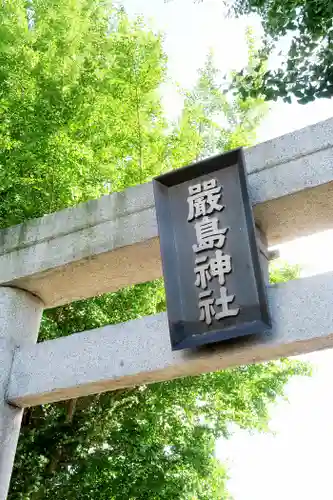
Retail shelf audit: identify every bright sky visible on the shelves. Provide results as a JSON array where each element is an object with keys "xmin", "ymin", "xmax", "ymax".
[{"xmin": 121, "ymin": 1, "xmax": 333, "ymax": 498}]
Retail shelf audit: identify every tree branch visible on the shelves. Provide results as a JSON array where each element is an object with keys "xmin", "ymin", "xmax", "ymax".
[{"xmin": 66, "ymin": 398, "xmax": 77, "ymax": 423}]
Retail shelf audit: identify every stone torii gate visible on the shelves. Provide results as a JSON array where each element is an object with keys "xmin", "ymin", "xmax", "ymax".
[{"xmin": 1, "ymin": 117, "xmax": 333, "ymax": 498}]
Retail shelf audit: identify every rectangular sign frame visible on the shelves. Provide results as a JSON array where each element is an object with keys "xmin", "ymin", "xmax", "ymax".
[{"xmin": 153, "ymin": 148, "xmax": 270, "ymax": 350}]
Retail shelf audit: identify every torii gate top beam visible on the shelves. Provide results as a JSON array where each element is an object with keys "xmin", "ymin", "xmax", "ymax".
[{"xmin": 0, "ymin": 118, "xmax": 333, "ymax": 308}]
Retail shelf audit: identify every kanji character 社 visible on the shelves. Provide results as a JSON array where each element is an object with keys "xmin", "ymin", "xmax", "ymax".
[
  {"xmin": 192, "ymin": 216, "xmax": 228, "ymax": 253},
  {"xmin": 215, "ymin": 286, "xmax": 239, "ymax": 320},
  {"xmin": 194, "ymin": 250, "xmax": 232, "ymax": 289},
  {"xmin": 198, "ymin": 290, "xmax": 215, "ymax": 325},
  {"xmin": 187, "ymin": 178, "xmax": 224, "ymax": 221}
]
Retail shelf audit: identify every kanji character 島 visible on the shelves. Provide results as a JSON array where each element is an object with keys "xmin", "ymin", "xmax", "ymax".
[{"xmin": 193, "ymin": 216, "xmax": 228, "ymax": 253}]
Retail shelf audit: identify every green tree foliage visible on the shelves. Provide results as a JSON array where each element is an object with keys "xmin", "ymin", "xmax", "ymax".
[
  {"xmin": 269, "ymin": 260, "xmax": 301, "ymax": 284},
  {"xmin": 182, "ymin": 31, "xmax": 267, "ymax": 159},
  {"xmin": 229, "ymin": 0, "xmax": 333, "ymax": 103},
  {"xmin": 0, "ymin": 0, "xmax": 201, "ymax": 227},
  {"xmin": 0, "ymin": 2, "xmax": 309, "ymax": 498}
]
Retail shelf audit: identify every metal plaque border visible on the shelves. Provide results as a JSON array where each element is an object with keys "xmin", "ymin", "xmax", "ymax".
[{"xmin": 153, "ymin": 148, "xmax": 271, "ymax": 350}]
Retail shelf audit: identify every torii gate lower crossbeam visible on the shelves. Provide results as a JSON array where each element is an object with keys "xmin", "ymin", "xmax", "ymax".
[{"xmin": 2, "ymin": 271, "xmax": 333, "ymax": 498}]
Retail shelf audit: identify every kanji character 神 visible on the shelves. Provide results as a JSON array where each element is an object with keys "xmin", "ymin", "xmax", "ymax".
[
  {"xmin": 187, "ymin": 178, "xmax": 224, "ymax": 221},
  {"xmin": 194, "ymin": 250, "xmax": 232, "ymax": 289},
  {"xmin": 192, "ymin": 216, "xmax": 228, "ymax": 253}
]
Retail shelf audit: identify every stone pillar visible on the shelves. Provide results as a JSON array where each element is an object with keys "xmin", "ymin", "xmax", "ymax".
[
  {"xmin": 0, "ymin": 287, "xmax": 43, "ymax": 500},
  {"xmin": 255, "ymin": 226, "xmax": 268, "ymax": 285}
]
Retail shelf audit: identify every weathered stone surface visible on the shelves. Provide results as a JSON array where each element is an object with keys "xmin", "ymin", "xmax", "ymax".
[
  {"xmin": 1, "ymin": 118, "xmax": 333, "ymax": 307},
  {"xmin": 7, "ymin": 271, "xmax": 333, "ymax": 408},
  {"xmin": 0, "ymin": 288, "xmax": 43, "ymax": 500},
  {"xmin": 245, "ymin": 116, "xmax": 333, "ymax": 174}
]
